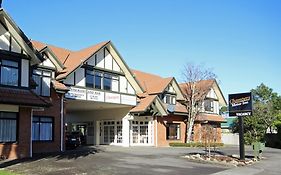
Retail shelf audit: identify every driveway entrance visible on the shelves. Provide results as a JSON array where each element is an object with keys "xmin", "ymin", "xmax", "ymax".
[{"xmin": 3, "ymin": 146, "xmax": 227, "ymax": 175}]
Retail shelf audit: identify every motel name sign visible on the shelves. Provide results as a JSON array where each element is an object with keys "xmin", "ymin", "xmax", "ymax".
[{"xmin": 229, "ymin": 92, "xmax": 253, "ymax": 117}]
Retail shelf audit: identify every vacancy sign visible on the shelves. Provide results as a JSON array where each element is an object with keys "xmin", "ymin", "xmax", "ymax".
[{"xmin": 229, "ymin": 92, "xmax": 253, "ymax": 117}]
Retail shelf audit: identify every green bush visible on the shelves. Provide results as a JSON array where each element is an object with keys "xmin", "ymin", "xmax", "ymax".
[{"xmin": 169, "ymin": 142, "xmax": 224, "ymax": 147}]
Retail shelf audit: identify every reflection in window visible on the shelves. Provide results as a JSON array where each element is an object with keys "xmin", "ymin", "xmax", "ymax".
[
  {"xmin": 204, "ymin": 99, "xmax": 214, "ymax": 112},
  {"xmin": 95, "ymin": 71, "xmax": 102, "ymax": 89},
  {"xmin": 32, "ymin": 116, "xmax": 53, "ymax": 141},
  {"xmin": 166, "ymin": 123, "xmax": 180, "ymax": 140},
  {"xmin": 0, "ymin": 59, "xmax": 19, "ymax": 86},
  {"xmin": 32, "ymin": 69, "xmax": 51, "ymax": 96},
  {"xmin": 103, "ymin": 73, "xmax": 112, "ymax": 91},
  {"xmin": 0, "ymin": 112, "xmax": 17, "ymax": 142}
]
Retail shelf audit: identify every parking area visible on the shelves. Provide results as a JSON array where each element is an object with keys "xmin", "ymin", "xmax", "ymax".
[{"xmin": 1, "ymin": 146, "xmax": 227, "ymax": 175}]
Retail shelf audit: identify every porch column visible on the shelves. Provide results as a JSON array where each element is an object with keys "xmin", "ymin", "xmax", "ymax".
[{"xmin": 122, "ymin": 114, "xmax": 131, "ymax": 147}]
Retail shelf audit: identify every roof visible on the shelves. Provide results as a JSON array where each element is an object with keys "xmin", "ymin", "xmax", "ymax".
[
  {"xmin": 196, "ymin": 113, "xmax": 226, "ymax": 123},
  {"xmin": 130, "ymin": 95, "xmax": 157, "ymax": 113},
  {"xmin": 31, "ymin": 40, "xmax": 110, "ymax": 79},
  {"xmin": 131, "ymin": 69, "xmax": 173, "ymax": 94},
  {"xmin": 0, "ymin": 87, "xmax": 51, "ymax": 107}
]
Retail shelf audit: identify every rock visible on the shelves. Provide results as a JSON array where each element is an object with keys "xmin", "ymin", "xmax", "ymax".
[
  {"xmin": 194, "ymin": 154, "xmax": 201, "ymax": 158},
  {"xmin": 231, "ymin": 154, "xmax": 240, "ymax": 159}
]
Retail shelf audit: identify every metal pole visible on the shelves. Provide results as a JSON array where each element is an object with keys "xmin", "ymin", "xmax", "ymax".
[{"xmin": 239, "ymin": 116, "xmax": 245, "ymax": 160}]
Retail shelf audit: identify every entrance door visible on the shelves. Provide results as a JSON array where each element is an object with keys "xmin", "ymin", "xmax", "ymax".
[
  {"xmin": 131, "ymin": 121, "xmax": 152, "ymax": 145},
  {"xmin": 100, "ymin": 120, "xmax": 123, "ymax": 145},
  {"xmin": 103, "ymin": 125, "xmax": 114, "ymax": 144}
]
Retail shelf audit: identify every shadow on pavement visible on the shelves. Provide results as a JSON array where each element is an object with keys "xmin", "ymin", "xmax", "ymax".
[{"xmin": 0, "ymin": 146, "xmax": 103, "ymax": 168}]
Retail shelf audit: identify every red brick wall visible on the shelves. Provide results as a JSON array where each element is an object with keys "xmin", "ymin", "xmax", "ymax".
[
  {"xmin": 0, "ymin": 107, "xmax": 31, "ymax": 159},
  {"xmin": 155, "ymin": 115, "xmax": 187, "ymax": 147},
  {"xmin": 33, "ymin": 88, "xmax": 64, "ymax": 154}
]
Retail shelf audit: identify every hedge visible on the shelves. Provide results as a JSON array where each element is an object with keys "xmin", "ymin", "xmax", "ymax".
[{"xmin": 169, "ymin": 142, "xmax": 224, "ymax": 147}]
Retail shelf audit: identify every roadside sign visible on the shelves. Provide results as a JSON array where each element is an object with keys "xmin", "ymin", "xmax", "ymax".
[
  {"xmin": 228, "ymin": 92, "xmax": 253, "ymax": 160},
  {"xmin": 229, "ymin": 92, "xmax": 253, "ymax": 117}
]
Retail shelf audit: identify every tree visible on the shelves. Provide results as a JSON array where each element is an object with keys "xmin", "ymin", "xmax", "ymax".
[
  {"xmin": 181, "ymin": 62, "xmax": 217, "ymax": 143},
  {"xmin": 232, "ymin": 83, "xmax": 281, "ymax": 144}
]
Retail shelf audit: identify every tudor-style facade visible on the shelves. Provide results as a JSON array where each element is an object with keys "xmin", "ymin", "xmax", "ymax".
[
  {"xmin": 130, "ymin": 70, "xmax": 188, "ymax": 146},
  {"xmin": 32, "ymin": 40, "xmax": 145, "ymax": 147},
  {"xmin": 0, "ymin": 9, "xmax": 65, "ymax": 159},
  {"xmin": 180, "ymin": 80, "xmax": 227, "ymax": 143}
]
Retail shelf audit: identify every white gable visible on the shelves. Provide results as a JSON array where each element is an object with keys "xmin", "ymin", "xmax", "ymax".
[
  {"xmin": 40, "ymin": 57, "xmax": 56, "ymax": 69},
  {"xmin": 86, "ymin": 47, "xmax": 122, "ymax": 73},
  {"xmin": 0, "ymin": 22, "xmax": 22, "ymax": 54},
  {"xmin": 206, "ymin": 88, "xmax": 218, "ymax": 99}
]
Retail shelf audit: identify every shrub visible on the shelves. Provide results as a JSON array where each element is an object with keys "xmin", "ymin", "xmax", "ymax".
[{"xmin": 169, "ymin": 142, "xmax": 224, "ymax": 147}]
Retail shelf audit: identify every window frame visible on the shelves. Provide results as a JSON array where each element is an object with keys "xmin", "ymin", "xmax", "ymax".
[
  {"xmin": 32, "ymin": 116, "xmax": 54, "ymax": 142},
  {"xmin": 0, "ymin": 111, "xmax": 18, "ymax": 143},
  {"xmin": 166, "ymin": 123, "xmax": 181, "ymax": 140},
  {"xmin": 0, "ymin": 59, "xmax": 20, "ymax": 87},
  {"xmin": 204, "ymin": 99, "xmax": 214, "ymax": 112},
  {"xmin": 32, "ymin": 69, "xmax": 52, "ymax": 97}
]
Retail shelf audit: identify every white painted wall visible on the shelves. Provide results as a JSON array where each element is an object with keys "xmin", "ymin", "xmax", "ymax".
[
  {"xmin": 104, "ymin": 49, "xmax": 113, "ymax": 70},
  {"xmin": 207, "ymin": 88, "xmax": 218, "ymax": 99},
  {"xmin": 75, "ymin": 68, "xmax": 85, "ymax": 86},
  {"xmin": 41, "ymin": 58, "xmax": 56, "ymax": 69},
  {"xmin": 21, "ymin": 59, "xmax": 29, "ymax": 87},
  {"xmin": 113, "ymin": 59, "xmax": 120, "ymax": 72},
  {"xmin": 127, "ymin": 82, "xmax": 135, "ymax": 94},
  {"xmin": 222, "ymin": 133, "xmax": 239, "ymax": 145}
]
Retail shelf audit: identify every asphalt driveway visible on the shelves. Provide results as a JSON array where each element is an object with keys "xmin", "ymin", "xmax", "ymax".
[{"xmin": 1, "ymin": 146, "xmax": 227, "ymax": 175}]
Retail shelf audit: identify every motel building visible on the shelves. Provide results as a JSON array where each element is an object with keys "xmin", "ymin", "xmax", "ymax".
[
  {"xmin": 0, "ymin": 7, "xmax": 226, "ymax": 160},
  {"xmin": 31, "ymin": 39, "xmax": 188, "ymax": 147}
]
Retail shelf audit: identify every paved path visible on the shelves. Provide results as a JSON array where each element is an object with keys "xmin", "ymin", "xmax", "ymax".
[{"xmin": 211, "ymin": 146, "xmax": 281, "ymax": 175}]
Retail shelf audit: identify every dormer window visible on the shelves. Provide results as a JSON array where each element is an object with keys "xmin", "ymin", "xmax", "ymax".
[
  {"xmin": 32, "ymin": 69, "xmax": 51, "ymax": 96},
  {"xmin": 0, "ymin": 59, "xmax": 19, "ymax": 86},
  {"xmin": 164, "ymin": 94, "xmax": 176, "ymax": 105}
]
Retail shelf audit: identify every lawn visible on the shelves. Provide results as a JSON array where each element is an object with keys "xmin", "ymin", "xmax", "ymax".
[{"xmin": 0, "ymin": 170, "xmax": 19, "ymax": 175}]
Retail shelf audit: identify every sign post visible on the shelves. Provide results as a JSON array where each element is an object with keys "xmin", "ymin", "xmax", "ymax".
[{"xmin": 229, "ymin": 92, "xmax": 253, "ymax": 160}]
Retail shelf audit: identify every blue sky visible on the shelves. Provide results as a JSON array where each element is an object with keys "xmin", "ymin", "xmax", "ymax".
[{"xmin": 4, "ymin": 0, "xmax": 281, "ymax": 97}]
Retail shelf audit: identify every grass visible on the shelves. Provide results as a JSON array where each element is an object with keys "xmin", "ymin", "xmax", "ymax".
[{"xmin": 0, "ymin": 170, "xmax": 19, "ymax": 175}]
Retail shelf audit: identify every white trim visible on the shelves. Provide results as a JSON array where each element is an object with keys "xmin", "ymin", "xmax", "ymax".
[
  {"xmin": 30, "ymin": 109, "xmax": 33, "ymax": 158},
  {"xmin": 60, "ymin": 95, "xmax": 64, "ymax": 152},
  {"xmin": 155, "ymin": 116, "xmax": 158, "ymax": 147}
]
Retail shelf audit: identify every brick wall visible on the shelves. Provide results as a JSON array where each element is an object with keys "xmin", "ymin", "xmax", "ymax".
[
  {"xmin": 155, "ymin": 115, "xmax": 186, "ymax": 147},
  {"xmin": 32, "ymin": 88, "xmax": 64, "ymax": 154},
  {"xmin": 0, "ymin": 107, "xmax": 31, "ymax": 159}
]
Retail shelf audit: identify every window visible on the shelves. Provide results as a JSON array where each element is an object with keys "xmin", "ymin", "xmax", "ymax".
[
  {"xmin": 32, "ymin": 116, "xmax": 53, "ymax": 141},
  {"xmin": 164, "ymin": 94, "xmax": 176, "ymax": 105},
  {"xmin": 86, "ymin": 69, "xmax": 94, "ymax": 88},
  {"xmin": 0, "ymin": 59, "xmax": 19, "ymax": 86},
  {"xmin": 204, "ymin": 99, "xmax": 214, "ymax": 112},
  {"xmin": 95, "ymin": 71, "xmax": 102, "ymax": 89},
  {"xmin": 0, "ymin": 112, "xmax": 17, "ymax": 143},
  {"xmin": 166, "ymin": 123, "xmax": 180, "ymax": 140},
  {"xmin": 33, "ymin": 69, "xmax": 51, "ymax": 96},
  {"xmin": 103, "ymin": 73, "xmax": 112, "ymax": 91}
]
